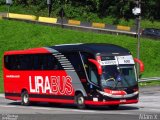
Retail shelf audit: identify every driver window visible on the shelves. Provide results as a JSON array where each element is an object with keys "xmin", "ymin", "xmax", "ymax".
[{"xmin": 88, "ymin": 63, "xmax": 98, "ymax": 85}]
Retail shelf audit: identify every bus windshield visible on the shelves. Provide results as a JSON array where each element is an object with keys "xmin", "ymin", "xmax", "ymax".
[{"xmin": 101, "ymin": 65, "xmax": 137, "ymax": 89}]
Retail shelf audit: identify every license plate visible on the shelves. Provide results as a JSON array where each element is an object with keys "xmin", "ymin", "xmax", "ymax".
[{"xmin": 120, "ymin": 99, "xmax": 126, "ymax": 102}]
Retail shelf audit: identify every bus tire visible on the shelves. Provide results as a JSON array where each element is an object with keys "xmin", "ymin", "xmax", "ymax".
[
  {"xmin": 75, "ymin": 93, "xmax": 86, "ymax": 109},
  {"xmin": 108, "ymin": 105, "xmax": 119, "ymax": 110},
  {"xmin": 21, "ymin": 91, "xmax": 30, "ymax": 106}
]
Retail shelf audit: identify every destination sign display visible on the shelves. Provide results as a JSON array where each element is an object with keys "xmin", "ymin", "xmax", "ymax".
[
  {"xmin": 117, "ymin": 55, "xmax": 134, "ymax": 64},
  {"xmin": 99, "ymin": 55, "xmax": 134, "ymax": 66}
]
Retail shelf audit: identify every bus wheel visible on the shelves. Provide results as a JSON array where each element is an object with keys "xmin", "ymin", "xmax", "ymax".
[
  {"xmin": 108, "ymin": 105, "xmax": 119, "ymax": 110},
  {"xmin": 21, "ymin": 91, "xmax": 30, "ymax": 106},
  {"xmin": 75, "ymin": 93, "xmax": 85, "ymax": 109}
]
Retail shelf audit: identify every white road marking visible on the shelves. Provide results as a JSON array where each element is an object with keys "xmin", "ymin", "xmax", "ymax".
[
  {"xmin": 0, "ymin": 105, "xmax": 16, "ymax": 108},
  {"xmin": 72, "ymin": 109, "xmax": 95, "ymax": 113},
  {"xmin": 29, "ymin": 107, "xmax": 53, "ymax": 110},
  {"xmin": 149, "ymin": 109, "xmax": 160, "ymax": 111}
]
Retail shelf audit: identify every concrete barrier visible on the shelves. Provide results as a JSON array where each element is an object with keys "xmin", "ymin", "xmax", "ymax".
[
  {"xmin": 117, "ymin": 25, "xmax": 131, "ymax": 31},
  {"xmin": 68, "ymin": 20, "xmax": 80, "ymax": 26},
  {"xmin": 92, "ymin": 22, "xmax": 105, "ymax": 28},
  {"xmin": 8, "ymin": 13, "xmax": 37, "ymax": 21},
  {"xmin": 38, "ymin": 17, "xmax": 57, "ymax": 24}
]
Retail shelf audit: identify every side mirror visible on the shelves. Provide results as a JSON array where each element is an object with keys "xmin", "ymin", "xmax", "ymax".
[
  {"xmin": 88, "ymin": 59, "xmax": 102, "ymax": 75},
  {"xmin": 134, "ymin": 58, "xmax": 144, "ymax": 73}
]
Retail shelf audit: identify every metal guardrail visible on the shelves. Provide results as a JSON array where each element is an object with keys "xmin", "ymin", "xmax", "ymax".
[{"xmin": 139, "ymin": 77, "xmax": 160, "ymax": 82}]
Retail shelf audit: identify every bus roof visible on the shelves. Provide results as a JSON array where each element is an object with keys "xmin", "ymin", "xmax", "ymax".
[
  {"xmin": 4, "ymin": 48, "xmax": 49, "ymax": 55},
  {"xmin": 4, "ymin": 43, "xmax": 130, "ymax": 56},
  {"xmin": 50, "ymin": 43, "xmax": 130, "ymax": 55}
]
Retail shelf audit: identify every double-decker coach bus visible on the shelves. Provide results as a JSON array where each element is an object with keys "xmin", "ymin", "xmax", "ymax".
[{"xmin": 3, "ymin": 43, "xmax": 144, "ymax": 109}]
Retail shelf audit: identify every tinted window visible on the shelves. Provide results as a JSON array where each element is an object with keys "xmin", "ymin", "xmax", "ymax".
[
  {"xmin": 65, "ymin": 52, "xmax": 86, "ymax": 79},
  {"xmin": 89, "ymin": 63, "xmax": 99, "ymax": 85},
  {"xmin": 80, "ymin": 52, "xmax": 99, "ymax": 85},
  {"xmin": 19, "ymin": 55, "xmax": 33, "ymax": 70},
  {"xmin": 4, "ymin": 55, "xmax": 20, "ymax": 70},
  {"xmin": 4, "ymin": 54, "xmax": 62, "ymax": 70}
]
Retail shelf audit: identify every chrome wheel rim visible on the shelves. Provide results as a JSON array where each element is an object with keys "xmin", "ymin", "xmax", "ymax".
[
  {"xmin": 23, "ymin": 94, "xmax": 29, "ymax": 103},
  {"xmin": 78, "ymin": 96, "xmax": 84, "ymax": 105}
]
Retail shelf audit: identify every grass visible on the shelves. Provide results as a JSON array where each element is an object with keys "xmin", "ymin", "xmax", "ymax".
[
  {"xmin": 0, "ymin": 19, "xmax": 160, "ymax": 92},
  {"xmin": 0, "ymin": 74, "xmax": 3, "ymax": 93},
  {"xmin": 0, "ymin": 5, "xmax": 160, "ymax": 29}
]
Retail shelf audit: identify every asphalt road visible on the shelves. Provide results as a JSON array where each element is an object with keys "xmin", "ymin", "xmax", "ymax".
[{"xmin": 0, "ymin": 86, "xmax": 160, "ymax": 120}]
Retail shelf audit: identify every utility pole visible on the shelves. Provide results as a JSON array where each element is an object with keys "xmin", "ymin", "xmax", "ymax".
[
  {"xmin": 132, "ymin": 0, "xmax": 141, "ymax": 78},
  {"xmin": 59, "ymin": 0, "xmax": 65, "ymax": 28},
  {"xmin": 136, "ymin": 0, "xmax": 141, "ymax": 62},
  {"xmin": 137, "ymin": 1, "xmax": 141, "ymax": 78},
  {"xmin": 6, "ymin": 0, "xmax": 13, "ymax": 17},
  {"xmin": 47, "ymin": 0, "xmax": 52, "ymax": 17},
  {"xmin": 59, "ymin": 7, "xmax": 64, "ymax": 28}
]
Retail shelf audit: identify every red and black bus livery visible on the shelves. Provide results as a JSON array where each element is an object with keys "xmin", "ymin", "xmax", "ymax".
[{"xmin": 3, "ymin": 43, "xmax": 144, "ymax": 109}]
